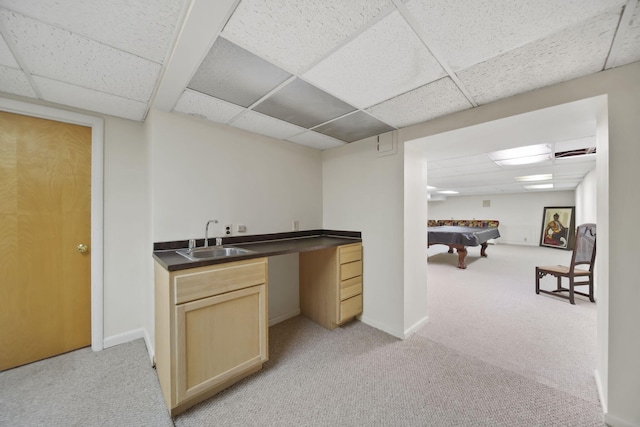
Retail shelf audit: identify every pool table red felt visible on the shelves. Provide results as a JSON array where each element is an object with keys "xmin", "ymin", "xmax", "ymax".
[{"xmin": 428, "ymin": 226, "xmax": 501, "ymax": 269}]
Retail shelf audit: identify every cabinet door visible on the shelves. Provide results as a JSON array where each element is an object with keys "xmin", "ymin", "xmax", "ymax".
[{"xmin": 174, "ymin": 284, "xmax": 268, "ymax": 404}]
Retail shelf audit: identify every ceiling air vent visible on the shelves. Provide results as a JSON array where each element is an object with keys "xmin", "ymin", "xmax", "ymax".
[{"xmin": 555, "ymin": 147, "xmax": 596, "ymax": 159}]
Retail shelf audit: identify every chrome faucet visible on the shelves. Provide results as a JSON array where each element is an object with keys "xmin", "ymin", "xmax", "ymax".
[{"xmin": 204, "ymin": 219, "xmax": 218, "ymax": 247}]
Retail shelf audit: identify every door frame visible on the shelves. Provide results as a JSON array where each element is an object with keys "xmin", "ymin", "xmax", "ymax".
[{"xmin": 0, "ymin": 97, "xmax": 105, "ymax": 351}]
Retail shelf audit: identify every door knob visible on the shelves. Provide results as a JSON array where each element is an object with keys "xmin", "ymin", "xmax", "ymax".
[{"xmin": 77, "ymin": 243, "xmax": 89, "ymax": 253}]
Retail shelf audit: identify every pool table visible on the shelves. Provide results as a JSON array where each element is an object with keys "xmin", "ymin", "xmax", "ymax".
[{"xmin": 428, "ymin": 225, "xmax": 501, "ymax": 269}]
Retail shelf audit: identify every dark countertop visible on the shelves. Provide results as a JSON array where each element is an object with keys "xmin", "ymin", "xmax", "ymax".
[{"xmin": 153, "ymin": 229, "xmax": 362, "ymax": 272}]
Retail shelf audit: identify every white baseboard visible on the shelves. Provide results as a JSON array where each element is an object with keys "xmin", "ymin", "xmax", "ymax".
[
  {"xmin": 103, "ymin": 328, "xmax": 154, "ymax": 364},
  {"xmin": 403, "ymin": 315, "xmax": 429, "ymax": 338},
  {"xmin": 595, "ymin": 369, "xmax": 607, "ymax": 414},
  {"xmin": 360, "ymin": 315, "xmax": 404, "ymax": 339},
  {"xmin": 268, "ymin": 309, "xmax": 300, "ymax": 326},
  {"xmin": 604, "ymin": 413, "xmax": 639, "ymax": 427},
  {"xmin": 360, "ymin": 315, "xmax": 429, "ymax": 340}
]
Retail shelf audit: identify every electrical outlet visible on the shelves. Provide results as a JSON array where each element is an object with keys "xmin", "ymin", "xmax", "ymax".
[
  {"xmin": 292, "ymin": 220, "xmax": 299, "ymax": 231},
  {"xmin": 224, "ymin": 224, "xmax": 232, "ymax": 236},
  {"xmin": 237, "ymin": 224, "xmax": 246, "ymax": 233}
]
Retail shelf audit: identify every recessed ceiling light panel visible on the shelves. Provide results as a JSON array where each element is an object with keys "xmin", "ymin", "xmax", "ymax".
[
  {"xmin": 489, "ymin": 144, "xmax": 552, "ymax": 166},
  {"xmin": 188, "ymin": 37, "xmax": 292, "ymax": 108},
  {"xmin": 253, "ymin": 78, "xmax": 356, "ymax": 129},
  {"xmin": 514, "ymin": 174, "xmax": 553, "ymax": 182},
  {"xmin": 523, "ymin": 183, "xmax": 553, "ymax": 190}
]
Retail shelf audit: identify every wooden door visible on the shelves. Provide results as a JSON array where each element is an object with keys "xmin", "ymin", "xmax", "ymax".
[{"xmin": 0, "ymin": 111, "xmax": 91, "ymax": 371}]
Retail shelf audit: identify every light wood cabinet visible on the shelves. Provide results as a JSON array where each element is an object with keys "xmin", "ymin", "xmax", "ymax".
[
  {"xmin": 299, "ymin": 243, "xmax": 363, "ymax": 330},
  {"xmin": 154, "ymin": 258, "xmax": 268, "ymax": 416}
]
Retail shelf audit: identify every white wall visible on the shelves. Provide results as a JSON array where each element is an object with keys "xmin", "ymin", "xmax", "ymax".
[
  {"xmin": 147, "ymin": 109, "xmax": 323, "ymax": 342},
  {"xmin": 266, "ymin": 253, "xmax": 300, "ymax": 325},
  {"xmin": 428, "ymin": 191, "xmax": 575, "ymax": 246},
  {"xmin": 148, "ymin": 110, "xmax": 322, "ymax": 241},
  {"xmin": 323, "ymin": 138, "xmax": 406, "ymax": 337},
  {"xmin": 403, "ymin": 143, "xmax": 429, "ymax": 334},
  {"xmin": 575, "ymin": 168, "xmax": 597, "ymax": 225},
  {"xmin": 324, "ymin": 61, "xmax": 640, "ymax": 426},
  {"xmin": 103, "ymin": 117, "xmax": 150, "ymax": 341}
]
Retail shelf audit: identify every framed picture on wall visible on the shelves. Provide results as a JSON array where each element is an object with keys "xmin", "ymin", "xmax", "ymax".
[{"xmin": 540, "ymin": 206, "xmax": 575, "ymax": 250}]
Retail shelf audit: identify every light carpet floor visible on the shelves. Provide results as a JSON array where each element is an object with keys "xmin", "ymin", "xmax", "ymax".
[
  {"xmin": 0, "ymin": 244, "xmax": 603, "ymax": 426},
  {"xmin": 176, "ymin": 316, "xmax": 603, "ymax": 426},
  {"xmin": 420, "ymin": 243, "xmax": 599, "ymax": 404}
]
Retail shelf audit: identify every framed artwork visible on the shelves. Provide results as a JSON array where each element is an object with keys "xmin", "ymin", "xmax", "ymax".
[{"xmin": 540, "ymin": 206, "xmax": 575, "ymax": 250}]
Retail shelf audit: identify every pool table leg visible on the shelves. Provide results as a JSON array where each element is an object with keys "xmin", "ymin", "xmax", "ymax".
[
  {"xmin": 456, "ymin": 247, "xmax": 467, "ymax": 269},
  {"xmin": 480, "ymin": 242, "xmax": 489, "ymax": 257}
]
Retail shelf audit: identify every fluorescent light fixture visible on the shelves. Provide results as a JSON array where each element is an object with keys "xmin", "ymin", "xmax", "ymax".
[
  {"xmin": 438, "ymin": 190, "xmax": 459, "ymax": 194},
  {"xmin": 427, "ymin": 185, "xmax": 437, "ymax": 190},
  {"xmin": 488, "ymin": 144, "xmax": 550, "ymax": 160},
  {"xmin": 488, "ymin": 144, "xmax": 551, "ymax": 166},
  {"xmin": 523, "ymin": 183, "xmax": 553, "ymax": 190},
  {"xmin": 514, "ymin": 174, "xmax": 553, "ymax": 182},
  {"xmin": 494, "ymin": 154, "xmax": 551, "ymax": 166}
]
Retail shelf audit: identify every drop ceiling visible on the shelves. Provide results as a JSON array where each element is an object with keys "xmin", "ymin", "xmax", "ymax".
[
  {"xmin": 422, "ymin": 97, "xmax": 601, "ymax": 198},
  {"xmin": 0, "ymin": 0, "xmax": 638, "ymax": 189}
]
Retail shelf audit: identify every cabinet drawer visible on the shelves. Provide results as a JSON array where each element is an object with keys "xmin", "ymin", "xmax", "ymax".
[
  {"xmin": 339, "ymin": 244, "xmax": 362, "ymax": 264},
  {"xmin": 174, "ymin": 258, "xmax": 267, "ymax": 304},
  {"xmin": 340, "ymin": 260, "xmax": 362, "ymax": 281},
  {"xmin": 339, "ymin": 294, "xmax": 363, "ymax": 323},
  {"xmin": 340, "ymin": 276, "xmax": 362, "ymax": 301}
]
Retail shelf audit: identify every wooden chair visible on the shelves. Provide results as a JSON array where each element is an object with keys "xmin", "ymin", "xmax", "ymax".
[{"xmin": 535, "ymin": 223, "xmax": 596, "ymax": 304}]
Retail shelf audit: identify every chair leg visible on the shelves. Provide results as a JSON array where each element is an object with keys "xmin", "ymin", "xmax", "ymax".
[
  {"xmin": 569, "ymin": 278, "xmax": 575, "ymax": 305},
  {"xmin": 556, "ymin": 276, "xmax": 562, "ymax": 291},
  {"xmin": 535, "ymin": 268, "xmax": 540, "ymax": 294},
  {"xmin": 589, "ymin": 276, "xmax": 595, "ymax": 303}
]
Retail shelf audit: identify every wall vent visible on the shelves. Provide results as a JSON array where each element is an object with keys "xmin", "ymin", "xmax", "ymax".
[
  {"xmin": 555, "ymin": 147, "xmax": 596, "ymax": 159},
  {"xmin": 483, "ymin": 200, "xmax": 491, "ymax": 207}
]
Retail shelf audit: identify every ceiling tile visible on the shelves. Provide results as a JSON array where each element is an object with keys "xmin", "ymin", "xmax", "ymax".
[
  {"xmin": 173, "ymin": 89, "xmax": 245, "ymax": 123},
  {"xmin": 230, "ymin": 109, "xmax": 307, "ymax": 140},
  {"xmin": 434, "ymin": 154, "xmax": 499, "ymax": 170},
  {"xmin": 221, "ymin": 0, "xmax": 392, "ymax": 73},
  {"xmin": 0, "ymin": 35, "xmax": 19, "ymax": 68},
  {"xmin": 313, "ymin": 111, "xmax": 395, "ymax": 143},
  {"xmin": 0, "ymin": 65, "xmax": 36, "ymax": 97},
  {"xmin": 607, "ymin": 3, "xmax": 640, "ymax": 68},
  {"xmin": 33, "ymin": 76, "xmax": 147, "ymax": 120},
  {"xmin": 188, "ymin": 37, "xmax": 291, "ymax": 108},
  {"xmin": 0, "ymin": 10, "xmax": 161, "ymax": 102},
  {"xmin": 553, "ymin": 181, "xmax": 581, "ymax": 190},
  {"xmin": 405, "ymin": 0, "xmax": 625, "ymax": 71},
  {"xmin": 366, "ymin": 78, "xmax": 473, "ymax": 128},
  {"xmin": 287, "ymin": 131, "xmax": 346, "ymax": 150},
  {"xmin": 458, "ymin": 11, "xmax": 620, "ymax": 105},
  {"xmin": 304, "ymin": 11, "xmax": 445, "ymax": 109},
  {"xmin": 253, "ymin": 78, "xmax": 356, "ymax": 129},
  {"xmin": 554, "ymin": 136, "xmax": 596, "ymax": 152},
  {"xmin": 0, "ymin": 0, "xmax": 186, "ymax": 62}
]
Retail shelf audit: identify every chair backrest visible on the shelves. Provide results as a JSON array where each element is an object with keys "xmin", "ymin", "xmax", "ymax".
[{"xmin": 570, "ymin": 223, "xmax": 596, "ymax": 272}]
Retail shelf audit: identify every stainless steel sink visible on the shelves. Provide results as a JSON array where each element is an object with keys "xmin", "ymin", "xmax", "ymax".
[{"xmin": 176, "ymin": 246, "xmax": 255, "ymax": 261}]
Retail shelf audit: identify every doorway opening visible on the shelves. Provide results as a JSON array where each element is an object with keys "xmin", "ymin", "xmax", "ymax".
[{"xmin": 404, "ymin": 95, "xmax": 608, "ymax": 407}]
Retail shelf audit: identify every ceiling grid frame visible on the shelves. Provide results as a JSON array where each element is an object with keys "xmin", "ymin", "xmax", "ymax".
[
  {"xmin": 0, "ymin": 16, "xmax": 42, "ymax": 99},
  {"xmin": 604, "ymin": 0, "xmax": 639, "ymax": 69},
  {"xmin": 0, "ymin": 0, "xmax": 638, "ymax": 169},
  {"xmin": 391, "ymin": 0, "xmax": 479, "ymax": 107}
]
